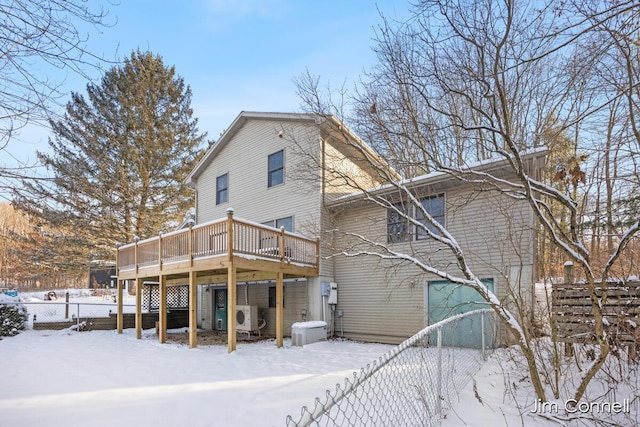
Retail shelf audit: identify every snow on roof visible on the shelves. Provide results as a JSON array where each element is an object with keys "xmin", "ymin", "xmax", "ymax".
[{"xmin": 328, "ymin": 147, "xmax": 548, "ymax": 206}]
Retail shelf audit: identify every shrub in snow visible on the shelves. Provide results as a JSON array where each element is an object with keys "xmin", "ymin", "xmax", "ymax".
[{"xmin": 0, "ymin": 296, "xmax": 28, "ymax": 338}]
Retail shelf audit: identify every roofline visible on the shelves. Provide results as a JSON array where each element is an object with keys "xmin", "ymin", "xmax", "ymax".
[
  {"xmin": 185, "ymin": 111, "xmax": 320, "ymax": 185},
  {"xmin": 185, "ymin": 111, "xmax": 399, "ymax": 185},
  {"xmin": 320, "ymin": 115, "xmax": 401, "ymax": 181},
  {"xmin": 326, "ymin": 147, "xmax": 548, "ymax": 207}
]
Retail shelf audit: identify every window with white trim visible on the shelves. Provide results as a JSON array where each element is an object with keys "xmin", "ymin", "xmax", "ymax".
[
  {"xmin": 216, "ymin": 173, "xmax": 228, "ymax": 205},
  {"xmin": 260, "ymin": 216, "xmax": 294, "ymax": 253},
  {"xmin": 386, "ymin": 194, "xmax": 445, "ymax": 243},
  {"xmin": 268, "ymin": 150, "xmax": 284, "ymax": 187},
  {"xmin": 262, "ymin": 216, "xmax": 293, "ymax": 232},
  {"xmin": 387, "ymin": 202, "xmax": 410, "ymax": 243},
  {"xmin": 416, "ymin": 194, "xmax": 445, "ymax": 239}
]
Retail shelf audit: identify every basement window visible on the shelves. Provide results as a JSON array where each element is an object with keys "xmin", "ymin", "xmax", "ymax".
[{"xmin": 268, "ymin": 286, "xmax": 285, "ymax": 308}]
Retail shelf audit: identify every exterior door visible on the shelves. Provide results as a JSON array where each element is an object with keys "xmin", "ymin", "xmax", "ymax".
[
  {"xmin": 214, "ymin": 289, "xmax": 227, "ymax": 331},
  {"xmin": 426, "ymin": 279, "xmax": 494, "ymax": 348}
]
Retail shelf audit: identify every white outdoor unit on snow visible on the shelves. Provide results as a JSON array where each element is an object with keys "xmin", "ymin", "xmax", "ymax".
[{"xmin": 236, "ymin": 305, "xmax": 258, "ymax": 331}]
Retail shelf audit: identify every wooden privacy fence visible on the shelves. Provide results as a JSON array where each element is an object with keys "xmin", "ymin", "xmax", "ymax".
[
  {"xmin": 552, "ymin": 280, "xmax": 640, "ymax": 350},
  {"xmin": 32, "ymin": 311, "xmax": 189, "ymax": 331}
]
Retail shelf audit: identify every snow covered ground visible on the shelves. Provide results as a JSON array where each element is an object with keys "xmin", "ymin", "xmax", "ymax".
[
  {"xmin": 3, "ymin": 291, "xmax": 399, "ymax": 426},
  {"xmin": 441, "ymin": 346, "xmax": 639, "ymax": 427},
  {"xmin": 0, "ymin": 328, "xmax": 394, "ymax": 427},
  {"xmin": 2, "ymin": 291, "xmax": 638, "ymax": 426}
]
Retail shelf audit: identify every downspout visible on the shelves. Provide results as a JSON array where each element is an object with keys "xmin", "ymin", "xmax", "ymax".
[
  {"xmin": 194, "ymin": 187, "xmax": 199, "ymax": 223},
  {"xmin": 322, "ymin": 295, "xmax": 327, "ymax": 324},
  {"xmin": 321, "ymin": 136, "xmax": 327, "ymax": 325},
  {"xmin": 321, "ymin": 137, "xmax": 326, "ymax": 207}
]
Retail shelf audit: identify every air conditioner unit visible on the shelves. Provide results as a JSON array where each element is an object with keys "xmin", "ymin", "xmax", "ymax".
[{"xmin": 236, "ymin": 305, "xmax": 258, "ymax": 332}]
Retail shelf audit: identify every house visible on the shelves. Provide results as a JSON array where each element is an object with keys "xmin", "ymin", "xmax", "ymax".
[{"xmin": 115, "ymin": 111, "xmax": 545, "ymax": 351}]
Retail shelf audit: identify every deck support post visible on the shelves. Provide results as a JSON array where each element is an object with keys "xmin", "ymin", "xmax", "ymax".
[
  {"xmin": 135, "ymin": 277, "xmax": 143, "ymax": 339},
  {"xmin": 116, "ymin": 279, "xmax": 124, "ymax": 333},
  {"xmin": 276, "ymin": 227, "xmax": 285, "ymax": 348},
  {"xmin": 227, "ymin": 208, "xmax": 237, "ymax": 353},
  {"xmin": 276, "ymin": 271, "xmax": 284, "ymax": 348},
  {"xmin": 189, "ymin": 271, "xmax": 198, "ymax": 348},
  {"xmin": 159, "ymin": 275, "xmax": 167, "ymax": 344},
  {"xmin": 227, "ymin": 264, "xmax": 237, "ymax": 353}
]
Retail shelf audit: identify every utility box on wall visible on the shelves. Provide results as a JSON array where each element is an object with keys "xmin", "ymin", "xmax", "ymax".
[
  {"xmin": 320, "ymin": 281, "xmax": 331, "ymax": 297},
  {"xmin": 328, "ymin": 282, "xmax": 338, "ymax": 305}
]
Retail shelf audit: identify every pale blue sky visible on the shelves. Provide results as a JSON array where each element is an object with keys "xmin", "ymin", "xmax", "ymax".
[{"xmin": 8, "ymin": 0, "xmax": 410, "ymax": 169}]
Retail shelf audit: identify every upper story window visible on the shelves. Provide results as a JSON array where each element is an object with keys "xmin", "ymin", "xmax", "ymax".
[
  {"xmin": 387, "ymin": 194, "xmax": 445, "ymax": 243},
  {"xmin": 416, "ymin": 194, "xmax": 445, "ymax": 239},
  {"xmin": 268, "ymin": 150, "xmax": 284, "ymax": 187},
  {"xmin": 387, "ymin": 202, "xmax": 410, "ymax": 243},
  {"xmin": 216, "ymin": 173, "xmax": 228, "ymax": 205}
]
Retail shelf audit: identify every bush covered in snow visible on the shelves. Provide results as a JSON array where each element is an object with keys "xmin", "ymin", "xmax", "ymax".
[{"xmin": 0, "ymin": 295, "xmax": 28, "ymax": 338}]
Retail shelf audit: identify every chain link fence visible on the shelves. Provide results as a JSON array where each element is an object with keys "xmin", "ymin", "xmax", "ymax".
[{"xmin": 285, "ymin": 309, "xmax": 496, "ymax": 427}]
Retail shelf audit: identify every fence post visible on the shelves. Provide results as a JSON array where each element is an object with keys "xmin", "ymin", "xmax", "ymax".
[
  {"xmin": 563, "ymin": 261, "xmax": 574, "ymax": 357},
  {"xmin": 481, "ymin": 311, "xmax": 486, "ymax": 361},
  {"xmin": 436, "ymin": 326, "xmax": 443, "ymax": 416},
  {"xmin": 65, "ymin": 292, "xmax": 69, "ymax": 319}
]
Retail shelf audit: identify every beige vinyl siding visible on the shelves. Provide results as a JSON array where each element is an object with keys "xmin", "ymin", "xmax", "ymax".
[
  {"xmin": 332, "ymin": 185, "xmax": 536, "ymax": 344},
  {"xmin": 322, "ymin": 141, "xmax": 381, "ymax": 203},
  {"xmin": 191, "ymin": 116, "xmax": 334, "ymax": 329},
  {"xmin": 198, "ymin": 281, "xmax": 308, "ymax": 336},
  {"xmin": 192, "ymin": 117, "xmax": 385, "ymax": 280},
  {"xmin": 200, "ymin": 285, "xmax": 211, "ymax": 329},
  {"xmin": 234, "ymin": 281, "xmax": 308, "ymax": 336},
  {"xmin": 195, "ymin": 119, "xmax": 322, "ymax": 238},
  {"xmin": 334, "ymin": 255, "xmax": 427, "ymax": 344},
  {"xmin": 318, "ymin": 135, "xmax": 387, "ymax": 277},
  {"xmin": 317, "ymin": 207, "xmax": 335, "ymax": 279}
]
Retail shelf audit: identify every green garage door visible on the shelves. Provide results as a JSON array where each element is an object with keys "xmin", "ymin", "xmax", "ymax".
[{"xmin": 427, "ymin": 279, "xmax": 494, "ymax": 348}]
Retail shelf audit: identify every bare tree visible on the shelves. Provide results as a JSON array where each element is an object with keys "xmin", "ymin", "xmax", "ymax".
[
  {"xmin": 296, "ymin": 0, "xmax": 640, "ymax": 414},
  {"xmin": 0, "ymin": 202, "xmax": 28, "ymax": 286},
  {"xmin": 0, "ymin": 0, "xmax": 113, "ymax": 191}
]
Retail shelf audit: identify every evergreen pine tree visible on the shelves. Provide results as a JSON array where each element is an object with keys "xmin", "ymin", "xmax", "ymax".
[{"xmin": 15, "ymin": 50, "xmax": 206, "ymax": 270}]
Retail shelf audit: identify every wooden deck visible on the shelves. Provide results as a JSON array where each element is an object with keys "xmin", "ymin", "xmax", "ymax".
[
  {"xmin": 114, "ymin": 209, "xmax": 319, "ymax": 352},
  {"xmin": 116, "ymin": 214, "xmax": 319, "ymax": 280}
]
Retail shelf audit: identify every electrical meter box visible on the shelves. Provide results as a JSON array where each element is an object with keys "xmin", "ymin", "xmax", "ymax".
[{"xmin": 328, "ymin": 282, "xmax": 338, "ymax": 305}]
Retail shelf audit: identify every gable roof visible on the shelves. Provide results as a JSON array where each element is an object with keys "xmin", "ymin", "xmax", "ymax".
[
  {"xmin": 185, "ymin": 111, "xmax": 318, "ymax": 186},
  {"xmin": 185, "ymin": 111, "xmax": 399, "ymax": 186}
]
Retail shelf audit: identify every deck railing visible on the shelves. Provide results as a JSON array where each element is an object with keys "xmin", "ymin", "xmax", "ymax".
[{"xmin": 116, "ymin": 215, "xmax": 319, "ymax": 273}]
